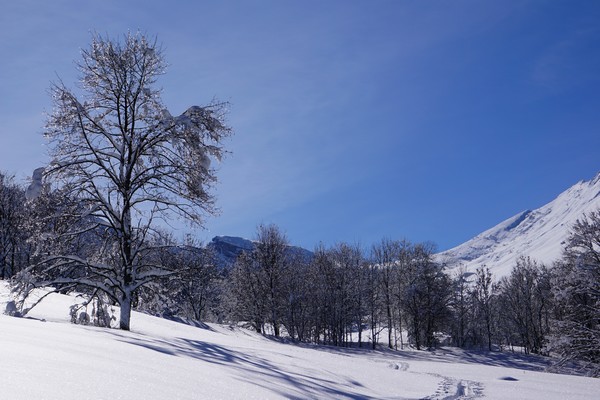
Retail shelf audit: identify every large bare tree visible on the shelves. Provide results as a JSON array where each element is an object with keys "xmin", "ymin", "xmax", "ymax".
[{"xmin": 23, "ymin": 32, "xmax": 231, "ymax": 330}]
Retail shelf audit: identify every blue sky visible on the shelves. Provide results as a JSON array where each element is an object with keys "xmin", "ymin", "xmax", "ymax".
[{"xmin": 1, "ymin": 1, "xmax": 600, "ymax": 251}]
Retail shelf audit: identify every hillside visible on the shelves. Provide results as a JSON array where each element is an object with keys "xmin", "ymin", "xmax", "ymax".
[
  {"xmin": 208, "ymin": 235, "xmax": 313, "ymax": 267},
  {"xmin": 438, "ymin": 173, "xmax": 600, "ymax": 277},
  {"xmin": 1, "ymin": 282, "xmax": 600, "ymax": 399}
]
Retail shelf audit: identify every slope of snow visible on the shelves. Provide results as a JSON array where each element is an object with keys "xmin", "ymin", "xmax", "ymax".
[
  {"xmin": 1, "ymin": 282, "xmax": 600, "ymax": 399},
  {"xmin": 438, "ymin": 173, "xmax": 600, "ymax": 277}
]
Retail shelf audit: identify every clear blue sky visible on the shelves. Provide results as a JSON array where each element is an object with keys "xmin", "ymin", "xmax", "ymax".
[{"xmin": 1, "ymin": 1, "xmax": 599, "ymax": 251}]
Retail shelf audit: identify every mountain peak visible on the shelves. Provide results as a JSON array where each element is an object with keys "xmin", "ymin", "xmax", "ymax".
[
  {"xmin": 438, "ymin": 172, "xmax": 600, "ymax": 277},
  {"xmin": 207, "ymin": 235, "xmax": 313, "ymax": 267}
]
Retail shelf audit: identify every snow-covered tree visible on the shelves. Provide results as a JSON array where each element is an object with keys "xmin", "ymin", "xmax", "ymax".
[
  {"xmin": 310, "ymin": 242, "xmax": 365, "ymax": 347},
  {"xmin": 550, "ymin": 211, "xmax": 600, "ymax": 375},
  {"xmin": 280, "ymin": 250, "xmax": 312, "ymax": 342},
  {"xmin": 364, "ymin": 251, "xmax": 383, "ymax": 349},
  {"xmin": 448, "ymin": 266, "xmax": 472, "ymax": 348},
  {"xmin": 401, "ymin": 243, "xmax": 450, "ymax": 350},
  {"xmin": 371, "ymin": 238, "xmax": 399, "ymax": 349},
  {"xmin": 496, "ymin": 257, "xmax": 551, "ymax": 354},
  {"xmin": 254, "ymin": 224, "xmax": 289, "ymax": 337},
  {"xmin": 470, "ymin": 266, "xmax": 496, "ymax": 350},
  {"xmin": 335, "ymin": 242, "xmax": 368, "ymax": 347},
  {"xmin": 17, "ymin": 32, "xmax": 231, "ymax": 330},
  {"xmin": 448, "ymin": 265, "xmax": 497, "ymax": 350},
  {"xmin": 228, "ymin": 251, "xmax": 267, "ymax": 333},
  {"xmin": 135, "ymin": 236, "xmax": 222, "ymax": 322}
]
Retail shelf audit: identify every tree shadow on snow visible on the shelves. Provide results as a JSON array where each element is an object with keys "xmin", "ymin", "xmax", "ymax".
[
  {"xmin": 109, "ymin": 332, "xmax": 379, "ymax": 400},
  {"xmin": 161, "ymin": 315, "xmax": 216, "ymax": 332},
  {"xmin": 380, "ymin": 347, "xmax": 554, "ymax": 373},
  {"xmin": 287, "ymin": 342, "xmax": 561, "ymax": 375}
]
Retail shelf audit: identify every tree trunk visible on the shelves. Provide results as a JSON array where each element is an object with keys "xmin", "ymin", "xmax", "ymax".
[
  {"xmin": 119, "ymin": 294, "xmax": 132, "ymax": 331},
  {"xmin": 387, "ymin": 302, "xmax": 393, "ymax": 349},
  {"xmin": 413, "ymin": 316, "xmax": 421, "ymax": 350},
  {"xmin": 398, "ymin": 311, "xmax": 404, "ymax": 350},
  {"xmin": 358, "ymin": 322, "xmax": 363, "ymax": 348}
]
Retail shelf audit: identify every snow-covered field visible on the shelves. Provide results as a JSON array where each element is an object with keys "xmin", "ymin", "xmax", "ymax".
[{"xmin": 1, "ymin": 282, "xmax": 598, "ymax": 399}]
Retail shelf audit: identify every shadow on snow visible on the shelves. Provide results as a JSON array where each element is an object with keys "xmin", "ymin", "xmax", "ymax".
[{"xmin": 106, "ymin": 330, "xmax": 382, "ymax": 400}]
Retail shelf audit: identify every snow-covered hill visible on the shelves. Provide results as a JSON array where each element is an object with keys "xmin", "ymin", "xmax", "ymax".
[
  {"xmin": 438, "ymin": 172, "xmax": 600, "ymax": 277},
  {"xmin": 1, "ymin": 282, "xmax": 599, "ymax": 399},
  {"xmin": 207, "ymin": 235, "xmax": 256, "ymax": 266},
  {"xmin": 208, "ymin": 235, "xmax": 313, "ymax": 267}
]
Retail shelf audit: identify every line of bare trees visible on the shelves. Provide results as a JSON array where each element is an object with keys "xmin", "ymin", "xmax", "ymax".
[
  {"xmin": 224, "ymin": 224, "xmax": 451, "ymax": 350},
  {"xmin": 1, "ymin": 173, "xmax": 599, "ymax": 373},
  {"xmin": 218, "ymin": 220, "xmax": 600, "ymax": 377},
  {"xmin": 443, "ymin": 213, "xmax": 600, "ymax": 376}
]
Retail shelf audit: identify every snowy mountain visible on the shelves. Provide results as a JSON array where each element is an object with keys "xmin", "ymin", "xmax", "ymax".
[
  {"xmin": 207, "ymin": 235, "xmax": 313, "ymax": 267},
  {"xmin": 207, "ymin": 236, "xmax": 256, "ymax": 266},
  {"xmin": 438, "ymin": 172, "xmax": 600, "ymax": 277}
]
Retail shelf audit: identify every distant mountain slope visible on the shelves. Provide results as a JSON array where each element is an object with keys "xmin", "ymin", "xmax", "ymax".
[
  {"xmin": 438, "ymin": 173, "xmax": 600, "ymax": 277},
  {"xmin": 207, "ymin": 236, "xmax": 255, "ymax": 267},
  {"xmin": 207, "ymin": 235, "xmax": 313, "ymax": 267}
]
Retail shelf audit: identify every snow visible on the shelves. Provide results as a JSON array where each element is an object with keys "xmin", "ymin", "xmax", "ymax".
[
  {"xmin": 1, "ymin": 282, "xmax": 599, "ymax": 399},
  {"xmin": 438, "ymin": 172, "xmax": 600, "ymax": 277}
]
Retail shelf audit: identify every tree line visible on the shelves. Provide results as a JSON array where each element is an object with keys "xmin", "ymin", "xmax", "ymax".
[
  {"xmin": 221, "ymin": 221, "xmax": 599, "ymax": 379},
  {"xmin": 2, "ymin": 176, "xmax": 599, "ymax": 376}
]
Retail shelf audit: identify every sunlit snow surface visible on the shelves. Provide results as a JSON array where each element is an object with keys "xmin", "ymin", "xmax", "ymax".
[
  {"xmin": 1, "ymin": 282, "xmax": 599, "ymax": 399},
  {"xmin": 438, "ymin": 173, "xmax": 600, "ymax": 277}
]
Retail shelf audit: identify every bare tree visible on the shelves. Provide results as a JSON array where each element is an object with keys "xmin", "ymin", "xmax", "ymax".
[
  {"xmin": 550, "ymin": 211, "xmax": 600, "ymax": 375},
  {"xmin": 254, "ymin": 224, "xmax": 289, "ymax": 337},
  {"xmin": 228, "ymin": 251, "xmax": 267, "ymax": 333},
  {"xmin": 17, "ymin": 32, "xmax": 231, "ymax": 330},
  {"xmin": 337, "ymin": 242, "xmax": 368, "ymax": 347},
  {"xmin": 281, "ymin": 252, "xmax": 312, "ymax": 342},
  {"xmin": 496, "ymin": 257, "xmax": 551, "ymax": 354},
  {"xmin": 136, "ymin": 236, "xmax": 221, "ymax": 322},
  {"xmin": 371, "ymin": 238, "xmax": 398, "ymax": 349},
  {"xmin": 311, "ymin": 242, "xmax": 364, "ymax": 347},
  {"xmin": 472, "ymin": 265, "xmax": 495, "ymax": 351},
  {"xmin": 402, "ymin": 243, "xmax": 450, "ymax": 350},
  {"xmin": 448, "ymin": 265, "xmax": 471, "ymax": 348},
  {"xmin": 365, "ymin": 253, "xmax": 383, "ymax": 349},
  {"xmin": 170, "ymin": 243, "xmax": 221, "ymax": 322}
]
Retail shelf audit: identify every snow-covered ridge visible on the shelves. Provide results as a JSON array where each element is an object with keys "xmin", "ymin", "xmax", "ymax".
[
  {"xmin": 438, "ymin": 172, "xmax": 600, "ymax": 277},
  {"xmin": 207, "ymin": 235, "xmax": 313, "ymax": 267}
]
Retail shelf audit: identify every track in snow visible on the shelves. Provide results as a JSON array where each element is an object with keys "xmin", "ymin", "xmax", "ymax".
[
  {"xmin": 422, "ymin": 373, "xmax": 484, "ymax": 400},
  {"xmin": 379, "ymin": 355, "xmax": 484, "ymax": 400}
]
